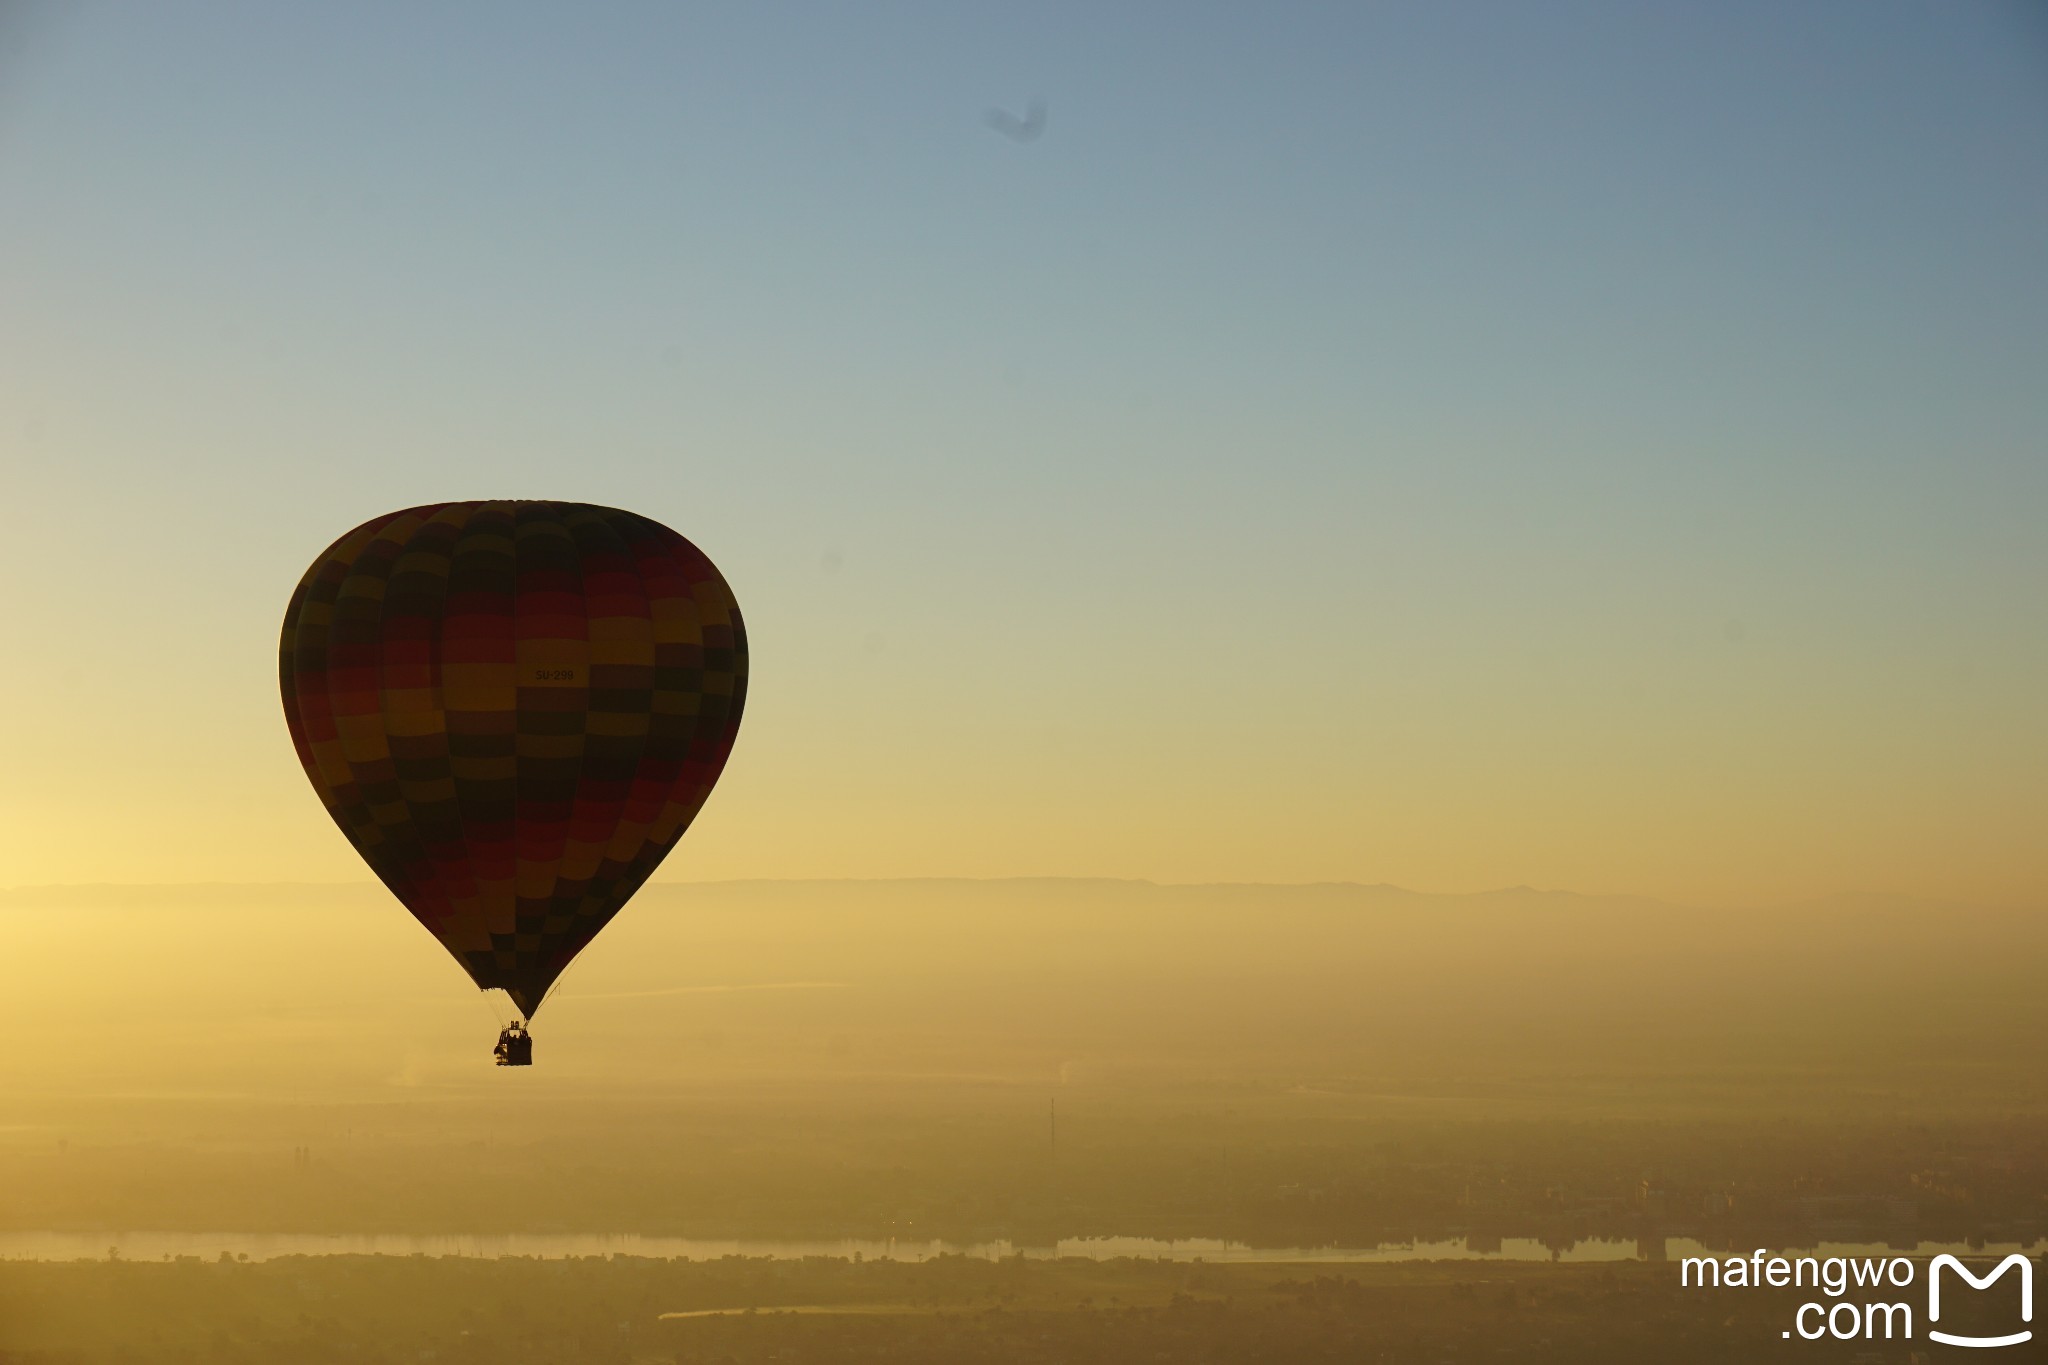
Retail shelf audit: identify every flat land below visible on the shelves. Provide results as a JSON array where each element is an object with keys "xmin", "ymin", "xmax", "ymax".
[{"xmin": 1, "ymin": 1253, "xmax": 2004, "ymax": 1364}]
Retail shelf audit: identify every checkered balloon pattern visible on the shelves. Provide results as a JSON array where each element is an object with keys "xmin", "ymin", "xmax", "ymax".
[{"xmin": 279, "ymin": 502, "xmax": 747, "ymax": 1018}]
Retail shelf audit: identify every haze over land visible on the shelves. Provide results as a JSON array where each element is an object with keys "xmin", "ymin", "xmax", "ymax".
[
  {"xmin": 5, "ymin": 879, "xmax": 2042, "ymax": 1250},
  {"xmin": 9, "ymin": 878, "xmax": 2043, "ymax": 1109}
]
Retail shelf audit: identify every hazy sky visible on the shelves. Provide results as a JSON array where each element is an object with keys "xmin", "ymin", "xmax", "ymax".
[{"xmin": 1, "ymin": 2, "xmax": 2043, "ymax": 904}]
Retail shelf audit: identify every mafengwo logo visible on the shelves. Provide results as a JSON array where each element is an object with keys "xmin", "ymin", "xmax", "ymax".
[
  {"xmin": 1928, "ymin": 1254, "xmax": 2034, "ymax": 1349},
  {"xmin": 1680, "ymin": 1249, "xmax": 2034, "ymax": 1347}
]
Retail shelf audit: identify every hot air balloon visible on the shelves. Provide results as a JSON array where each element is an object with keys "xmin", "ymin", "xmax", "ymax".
[{"xmin": 279, "ymin": 501, "xmax": 746, "ymax": 1065}]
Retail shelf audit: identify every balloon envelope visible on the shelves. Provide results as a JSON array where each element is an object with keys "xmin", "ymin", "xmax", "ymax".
[{"xmin": 279, "ymin": 501, "xmax": 746, "ymax": 1017}]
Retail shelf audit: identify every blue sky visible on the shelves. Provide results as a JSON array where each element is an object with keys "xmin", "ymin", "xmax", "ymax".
[{"xmin": 1, "ymin": 1, "xmax": 2043, "ymax": 902}]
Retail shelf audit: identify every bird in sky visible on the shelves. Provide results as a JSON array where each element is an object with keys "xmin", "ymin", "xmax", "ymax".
[{"xmin": 984, "ymin": 98, "xmax": 1047, "ymax": 143}]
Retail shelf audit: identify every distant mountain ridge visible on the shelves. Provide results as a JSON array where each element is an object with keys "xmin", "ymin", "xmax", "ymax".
[{"xmin": 0, "ymin": 876, "xmax": 2026, "ymax": 919}]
